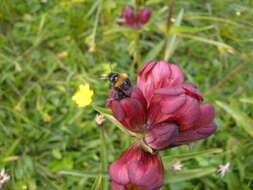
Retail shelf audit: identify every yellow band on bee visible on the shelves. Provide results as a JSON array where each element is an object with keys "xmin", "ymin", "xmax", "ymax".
[{"xmin": 115, "ymin": 73, "xmax": 128, "ymax": 87}]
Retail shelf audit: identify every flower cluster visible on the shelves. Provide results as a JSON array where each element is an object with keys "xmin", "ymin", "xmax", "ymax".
[
  {"xmin": 107, "ymin": 61, "xmax": 217, "ymax": 190},
  {"xmin": 117, "ymin": 5, "xmax": 152, "ymax": 29}
]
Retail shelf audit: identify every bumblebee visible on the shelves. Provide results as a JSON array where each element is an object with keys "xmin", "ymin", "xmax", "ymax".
[{"xmin": 108, "ymin": 73, "xmax": 132, "ymax": 100}]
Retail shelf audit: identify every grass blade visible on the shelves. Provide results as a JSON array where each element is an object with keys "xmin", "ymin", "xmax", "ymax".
[
  {"xmin": 164, "ymin": 9, "xmax": 184, "ymax": 61},
  {"xmin": 216, "ymin": 101, "xmax": 253, "ymax": 137},
  {"xmin": 165, "ymin": 168, "xmax": 216, "ymax": 184},
  {"xmin": 162, "ymin": 148, "xmax": 223, "ymax": 164}
]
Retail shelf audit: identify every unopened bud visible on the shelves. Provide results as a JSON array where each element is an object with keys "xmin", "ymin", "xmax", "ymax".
[
  {"xmin": 95, "ymin": 114, "xmax": 105, "ymax": 126},
  {"xmin": 122, "ymin": 5, "xmax": 136, "ymax": 26},
  {"xmin": 138, "ymin": 8, "xmax": 152, "ymax": 25}
]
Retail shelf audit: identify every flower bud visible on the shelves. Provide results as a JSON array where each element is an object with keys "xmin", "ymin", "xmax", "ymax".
[
  {"xmin": 122, "ymin": 5, "xmax": 136, "ymax": 26},
  {"xmin": 144, "ymin": 122, "xmax": 179, "ymax": 150},
  {"xmin": 109, "ymin": 145, "xmax": 164, "ymax": 190},
  {"xmin": 138, "ymin": 8, "xmax": 152, "ymax": 25}
]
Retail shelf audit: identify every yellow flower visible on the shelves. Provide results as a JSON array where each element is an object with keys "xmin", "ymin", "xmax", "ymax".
[
  {"xmin": 43, "ymin": 113, "xmax": 52, "ymax": 122},
  {"xmin": 72, "ymin": 84, "xmax": 93, "ymax": 107}
]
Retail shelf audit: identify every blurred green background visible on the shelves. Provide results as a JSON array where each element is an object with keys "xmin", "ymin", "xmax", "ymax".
[{"xmin": 0, "ymin": 0, "xmax": 253, "ymax": 189}]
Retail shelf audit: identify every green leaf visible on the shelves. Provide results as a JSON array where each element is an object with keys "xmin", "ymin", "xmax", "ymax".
[
  {"xmin": 177, "ymin": 34, "xmax": 234, "ymax": 52},
  {"xmin": 58, "ymin": 170, "xmax": 108, "ymax": 178},
  {"xmin": 170, "ymin": 25, "xmax": 214, "ymax": 34},
  {"xmin": 162, "ymin": 148, "xmax": 223, "ymax": 165},
  {"xmin": 165, "ymin": 168, "xmax": 216, "ymax": 183},
  {"xmin": 91, "ymin": 174, "xmax": 103, "ymax": 190},
  {"xmin": 143, "ymin": 40, "xmax": 164, "ymax": 63},
  {"xmin": 240, "ymin": 97, "xmax": 253, "ymax": 104},
  {"xmin": 216, "ymin": 101, "xmax": 253, "ymax": 137}
]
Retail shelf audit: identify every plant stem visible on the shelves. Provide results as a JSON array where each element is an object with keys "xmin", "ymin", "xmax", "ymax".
[
  {"xmin": 133, "ymin": 31, "xmax": 141, "ymax": 71},
  {"xmin": 163, "ymin": 0, "xmax": 175, "ymax": 60}
]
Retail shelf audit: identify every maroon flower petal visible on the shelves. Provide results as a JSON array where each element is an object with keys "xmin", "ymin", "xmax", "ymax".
[
  {"xmin": 147, "ymin": 88, "xmax": 186, "ymax": 125},
  {"xmin": 144, "ymin": 122, "xmax": 179, "ymax": 150},
  {"xmin": 175, "ymin": 96, "xmax": 201, "ymax": 131},
  {"xmin": 111, "ymin": 181, "xmax": 126, "ymax": 190},
  {"xmin": 160, "ymin": 94, "xmax": 186, "ymax": 114},
  {"xmin": 171, "ymin": 122, "xmax": 217, "ymax": 146},
  {"xmin": 128, "ymin": 162, "xmax": 164, "ymax": 190},
  {"xmin": 131, "ymin": 87, "xmax": 147, "ymax": 110},
  {"xmin": 194, "ymin": 103, "xmax": 215, "ymax": 128},
  {"xmin": 120, "ymin": 98, "xmax": 146, "ymax": 132},
  {"xmin": 108, "ymin": 87, "xmax": 147, "ymax": 132},
  {"xmin": 128, "ymin": 153, "xmax": 164, "ymax": 190},
  {"xmin": 154, "ymin": 87, "xmax": 184, "ymax": 96},
  {"xmin": 111, "ymin": 101, "xmax": 126, "ymax": 121},
  {"xmin": 138, "ymin": 61, "xmax": 157, "ymax": 76},
  {"xmin": 182, "ymin": 82, "xmax": 203, "ymax": 102},
  {"xmin": 168, "ymin": 64, "xmax": 185, "ymax": 86},
  {"xmin": 109, "ymin": 159, "xmax": 130, "ymax": 185},
  {"xmin": 138, "ymin": 8, "xmax": 152, "ymax": 25}
]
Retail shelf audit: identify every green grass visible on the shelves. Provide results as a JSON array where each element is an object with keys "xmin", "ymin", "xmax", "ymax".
[{"xmin": 0, "ymin": 0, "xmax": 253, "ymax": 189}]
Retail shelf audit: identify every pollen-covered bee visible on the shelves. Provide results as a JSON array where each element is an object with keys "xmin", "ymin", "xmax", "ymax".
[{"xmin": 108, "ymin": 73, "xmax": 132, "ymax": 100}]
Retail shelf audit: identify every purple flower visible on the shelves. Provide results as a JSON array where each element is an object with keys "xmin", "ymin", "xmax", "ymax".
[
  {"xmin": 109, "ymin": 145, "xmax": 164, "ymax": 190},
  {"xmin": 118, "ymin": 6, "xmax": 152, "ymax": 29},
  {"xmin": 108, "ymin": 60, "xmax": 217, "ymax": 149}
]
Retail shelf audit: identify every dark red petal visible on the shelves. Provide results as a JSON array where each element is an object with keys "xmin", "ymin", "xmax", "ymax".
[
  {"xmin": 160, "ymin": 94, "xmax": 186, "ymax": 114},
  {"xmin": 111, "ymin": 181, "xmax": 127, "ymax": 190},
  {"xmin": 144, "ymin": 122, "xmax": 179, "ymax": 150},
  {"xmin": 122, "ymin": 6, "xmax": 136, "ymax": 25},
  {"xmin": 154, "ymin": 87, "xmax": 184, "ymax": 96},
  {"xmin": 121, "ymin": 98, "xmax": 146, "ymax": 131},
  {"xmin": 194, "ymin": 103, "xmax": 215, "ymax": 128},
  {"xmin": 197, "ymin": 122, "xmax": 217, "ymax": 135},
  {"xmin": 172, "ymin": 122, "xmax": 217, "ymax": 146},
  {"xmin": 175, "ymin": 97, "xmax": 201, "ymax": 131},
  {"xmin": 128, "ymin": 163, "xmax": 164, "ymax": 190},
  {"xmin": 152, "ymin": 61, "xmax": 172, "ymax": 89},
  {"xmin": 168, "ymin": 64, "xmax": 184, "ymax": 86},
  {"xmin": 109, "ymin": 146, "xmax": 141, "ymax": 185},
  {"xmin": 138, "ymin": 61, "xmax": 157, "ymax": 77},
  {"xmin": 128, "ymin": 153, "xmax": 164, "ymax": 190},
  {"xmin": 111, "ymin": 101, "xmax": 126, "ymax": 121},
  {"xmin": 109, "ymin": 160, "xmax": 130, "ymax": 185},
  {"xmin": 138, "ymin": 8, "xmax": 152, "ymax": 25},
  {"xmin": 182, "ymin": 82, "xmax": 203, "ymax": 101},
  {"xmin": 131, "ymin": 87, "xmax": 147, "ymax": 110}
]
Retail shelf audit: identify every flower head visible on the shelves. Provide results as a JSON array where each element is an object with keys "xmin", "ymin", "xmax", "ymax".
[
  {"xmin": 118, "ymin": 6, "xmax": 152, "ymax": 29},
  {"xmin": 109, "ymin": 145, "xmax": 164, "ymax": 190},
  {"xmin": 72, "ymin": 84, "xmax": 93, "ymax": 107},
  {"xmin": 108, "ymin": 60, "xmax": 217, "ymax": 150},
  {"xmin": 0, "ymin": 169, "xmax": 10, "ymax": 188},
  {"xmin": 168, "ymin": 161, "xmax": 183, "ymax": 171},
  {"xmin": 218, "ymin": 162, "xmax": 230, "ymax": 177}
]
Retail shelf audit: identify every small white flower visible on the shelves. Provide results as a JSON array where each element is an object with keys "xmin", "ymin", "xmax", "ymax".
[
  {"xmin": 169, "ymin": 161, "xmax": 183, "ymax": 171},
  {"xmin": 0, "ymin": 169, "xmax": 10, "ymax": 188},
  {"xmin": 218, "ymin": 162, "xmax": 230, "ymax": 177}
]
